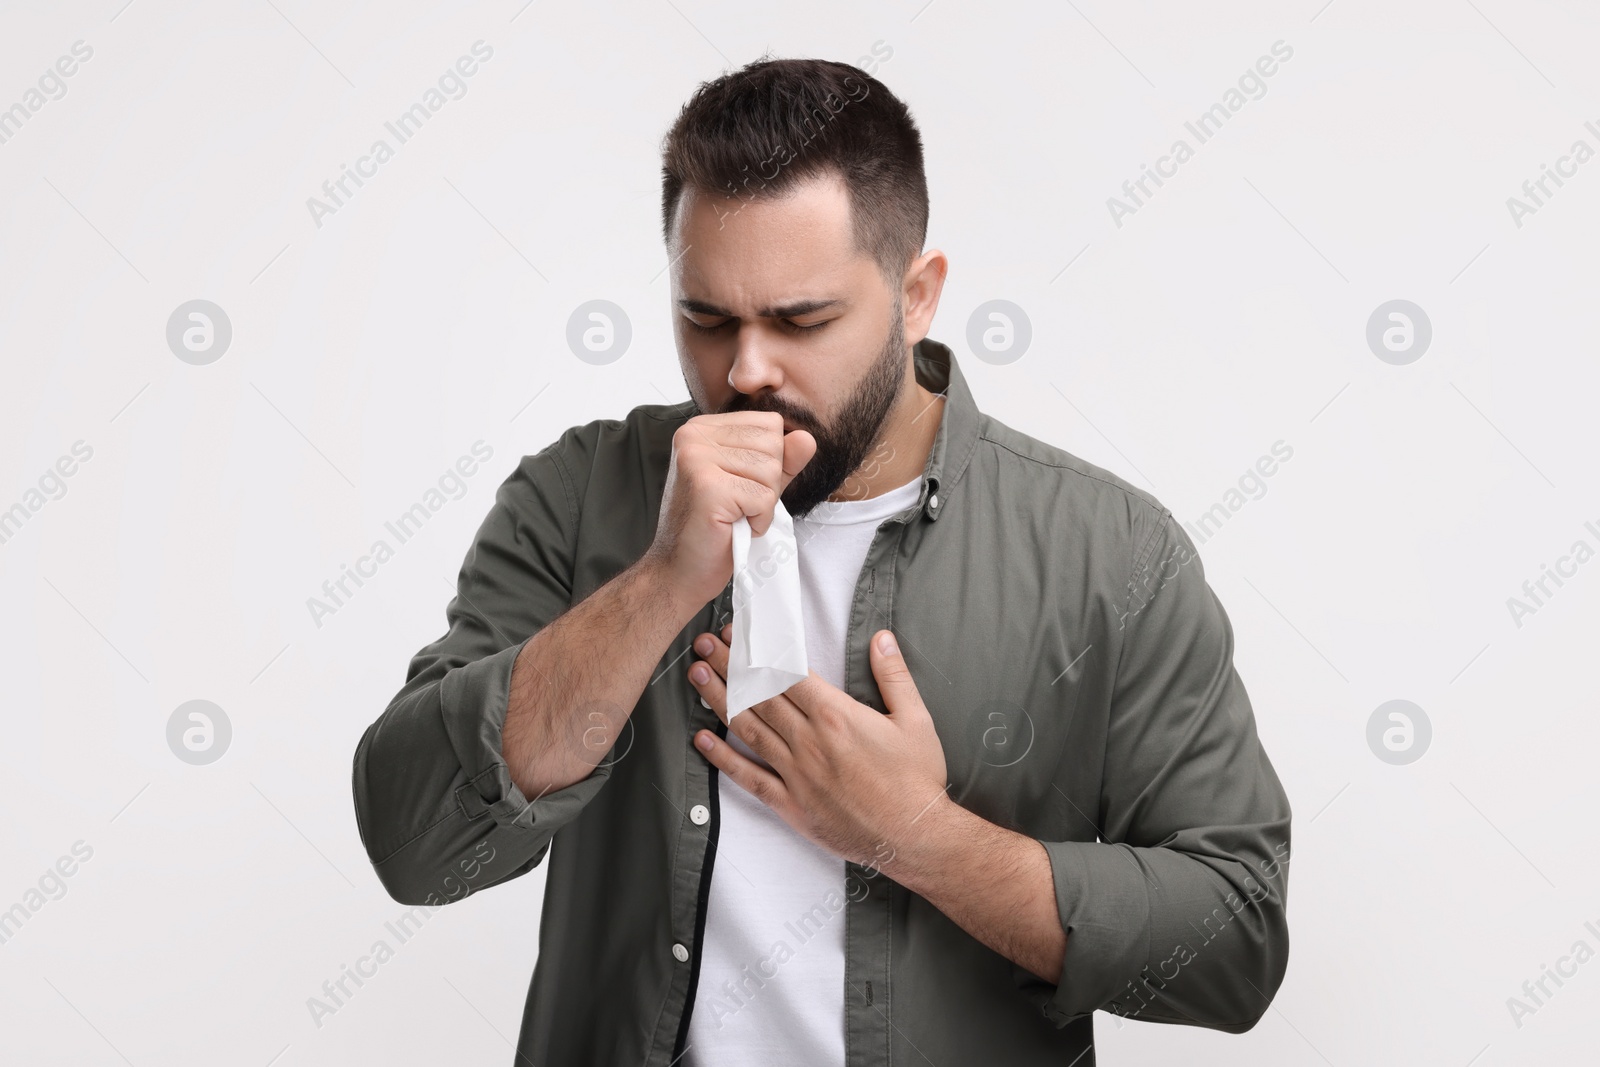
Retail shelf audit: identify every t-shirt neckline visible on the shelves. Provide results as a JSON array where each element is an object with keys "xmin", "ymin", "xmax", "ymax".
[{"xmin": 793, "ymin": 472, "xmax": 923, "ymax": 526}]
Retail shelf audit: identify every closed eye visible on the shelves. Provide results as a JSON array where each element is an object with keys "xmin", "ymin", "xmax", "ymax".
[{"xmin": 685, "ymin": 318, "xmax": 830, "ymax": 334}]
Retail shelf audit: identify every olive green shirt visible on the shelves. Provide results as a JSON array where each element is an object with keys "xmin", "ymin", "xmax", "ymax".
[{"xmin": 352, "ymin": 337, "xmax": 1292, "ymax": 1065}]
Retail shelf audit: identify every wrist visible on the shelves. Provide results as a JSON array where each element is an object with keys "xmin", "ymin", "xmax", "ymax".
[
  {"xmin": 877, "ymin": 789, "xmax": 964, "ymax": 891},
  {"xmin": 631, "ymin": 551, "xmax": 712, "ymax": 628}
]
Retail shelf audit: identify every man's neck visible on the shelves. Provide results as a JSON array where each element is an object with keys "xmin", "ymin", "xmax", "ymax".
[{"xmin": 831, "ymin": 382, "xmax": 945, "ymax": 503}]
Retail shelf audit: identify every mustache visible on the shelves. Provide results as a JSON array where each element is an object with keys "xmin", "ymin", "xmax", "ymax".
[{"xmin": 719, "ymin": 394, "xmax": 821, "ymax": 435}]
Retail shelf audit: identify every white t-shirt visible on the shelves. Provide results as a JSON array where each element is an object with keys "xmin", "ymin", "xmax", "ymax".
[{"xmin": 684, "ymin": 472, "xmax": 924, "ymax": 1067}]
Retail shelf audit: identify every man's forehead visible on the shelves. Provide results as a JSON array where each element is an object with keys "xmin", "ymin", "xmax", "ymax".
[
  {"xmin": 671, "ymin": 179, "xmax": 877, "ymax": 307},
  {"xmin": 676, "ymin": 170, "xmax": 850, "ymax": 233},
  {"xmin": 675, "ymin": 176, "xmax": 857, "ymax": 254}
]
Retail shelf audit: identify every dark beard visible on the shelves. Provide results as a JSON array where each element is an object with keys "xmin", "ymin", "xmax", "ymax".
[{"xmin": 714, "ymin": 296, "xmax": 906, "ymax": 518}]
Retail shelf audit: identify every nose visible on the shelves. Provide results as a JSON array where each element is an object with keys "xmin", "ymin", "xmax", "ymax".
[{"xmin": 727, "ymin": 328, "xmax": 785, "ymax": 396}]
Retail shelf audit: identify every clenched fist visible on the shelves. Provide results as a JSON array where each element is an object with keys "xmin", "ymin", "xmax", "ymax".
[{"xmin": 643, "ymin": 411, "xmax": 816, "ymax": 608}]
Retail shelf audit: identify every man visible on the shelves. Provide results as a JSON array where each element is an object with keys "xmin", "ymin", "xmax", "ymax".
[{"xmin": 353, "ymin": 56, "xmax": 1291, "ymax": 1066}]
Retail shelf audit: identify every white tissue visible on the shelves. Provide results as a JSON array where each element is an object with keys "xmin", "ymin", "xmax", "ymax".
[{"xmin": 725, "ymin": 500, "xmax": 809, "ymax": 719}]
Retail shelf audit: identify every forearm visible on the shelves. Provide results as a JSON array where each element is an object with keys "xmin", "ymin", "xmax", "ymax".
[
  {"xmin": 883, "ymin": 796, "xmax": 1068, "ymax": 984},
  {"xmin": 503, "ymin": 554, "xmax": 703, "ymax": 798}
]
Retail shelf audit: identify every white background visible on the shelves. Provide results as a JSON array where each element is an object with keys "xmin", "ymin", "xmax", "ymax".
[{"xmin": 2, "ymin": 1, "xmax": 1597, "ymax": 1064}]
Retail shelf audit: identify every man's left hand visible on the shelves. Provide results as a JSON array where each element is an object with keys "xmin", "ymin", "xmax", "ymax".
[{"xmin": 688, "ymin": 625, "xmax": 951, "ymax": 872}]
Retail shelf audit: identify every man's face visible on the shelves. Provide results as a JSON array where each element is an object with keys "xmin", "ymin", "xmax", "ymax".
[{"xmin": 669, "ymin": 173, "xmax": 908, "ymax": 518}]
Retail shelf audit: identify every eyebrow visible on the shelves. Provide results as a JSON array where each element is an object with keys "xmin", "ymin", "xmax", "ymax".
[{"xmin": 676, "ymin": 296, "xmax": 846, "ymax": 319}]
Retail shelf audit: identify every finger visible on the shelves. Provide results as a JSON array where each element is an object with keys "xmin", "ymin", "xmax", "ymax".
[
  {"xmin": 688, "ymin": 648, "xmax": 795, "ymax": 765},
  {"xmin": 695, "ymin": 410, "xmax": 785, "ymax": 464},
  {"xmin": 779, "ymin": 429, "xmax": 817, "ymax": 497},
  {"xmin": 679, "ymin": 413, "xmax": 787, "ymax": 534},
  {"xmin": 694, "ymin": 631, "xmax": 728, "ymax": 681},
  {"xmin": 712, "ymin": 412, "xmax": 787, "ymax": 537},
  {"xmin": 777, "ymin": 669, "xmax": 830, "ymax": 713},
  {"xmin": 678, "ymin": 413, "xmax": 786, "ymax": 497},
  {"xmin": 740, "ymin": 423, "xmax": 816, "ymax": 534},
  {"xmin": 694, "ymin": 727, "xmax": 791, "ymax": 813},
  {"xmin": 737, "ymin": 424, "xmax": 814, "ymax": 533},
  {"xmin": 868, "ymin": 629, "xmax": 925, "ymax": 718},
  {"xmin": 696, "ymin": 630, "xmax": 812, "ymax": 732}
]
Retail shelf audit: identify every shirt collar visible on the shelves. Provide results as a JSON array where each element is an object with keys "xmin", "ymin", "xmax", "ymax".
[{"xmin": 910, "ymin": 336, "xmax": 980, "ymax": 522}]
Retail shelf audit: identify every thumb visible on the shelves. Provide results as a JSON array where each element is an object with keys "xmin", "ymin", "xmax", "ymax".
[
  {"xmin": 778, "ymin": 429, "xmax": 817, "ymax": 496},
  {"xmin": 870, "ymin": 630, "xmax": 925, "ymax": 718}
]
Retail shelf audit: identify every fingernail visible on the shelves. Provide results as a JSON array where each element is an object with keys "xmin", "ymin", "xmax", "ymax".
[
  {"xmin": 696, "ymin": 732, "xmax": 715, "ymax": 751},
  {"xmin": 691, "ymin": 664, "xmax": 709, "ymax": 684},
  {"xmin": 695, "ymin": 636, "xmax": 714, "ymax": 655},
  {"xmin": 878, "ymin": 632, "xmax": 897, "ymax": 655}
]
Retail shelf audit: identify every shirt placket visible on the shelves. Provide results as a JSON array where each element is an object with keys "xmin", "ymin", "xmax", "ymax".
[
  {"xmin": 661, "ymin": 490, "xmax": 930, "ymax": 1067},
  {"xmin": 661, "ymin": 579, "xmax": 737, "ymax": 1066},
  {"xmin": 842, "ymin": 507, "xmax": 921, "ymax": 1067}
]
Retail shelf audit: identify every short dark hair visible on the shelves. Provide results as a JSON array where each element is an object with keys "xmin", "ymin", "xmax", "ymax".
[{"xmin": 660, "ymin": 55, "xmax": 929, "ymax": 289}]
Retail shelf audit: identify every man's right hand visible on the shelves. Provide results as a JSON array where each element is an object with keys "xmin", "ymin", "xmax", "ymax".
[{"xmin": 644, "ymin": 410, "xmax": 817, "ymax": 608}]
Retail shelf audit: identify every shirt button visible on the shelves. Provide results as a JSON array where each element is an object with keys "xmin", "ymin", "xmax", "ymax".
[
  {"xmin": 929, "ymin": 493, "xmax": 939, "ymax": 510},
  {"xmin": 699, "ymin": 696, "xmax": 710, "ymax": 709},
  {"xmin": 690, "ymin": 804, "xmax": 710, "ymax": 825},
  {"xmin": 672, "ymin": 942, "xmax": 690, "ymax": 962}
]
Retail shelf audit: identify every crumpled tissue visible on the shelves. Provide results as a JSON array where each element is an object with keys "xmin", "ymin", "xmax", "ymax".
[{"xmin": 726, "ymin": 500, "xmax": 808, "ymax": 719}]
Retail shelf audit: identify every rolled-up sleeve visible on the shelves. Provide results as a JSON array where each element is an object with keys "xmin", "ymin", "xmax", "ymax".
[
  {"xmin": 352, "ymin": 429, "xmax": 615, "ymax": 906},
  {"xmin": 1022, "ymin": 508, "xmax": 1292, "ymax": 1031}
]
